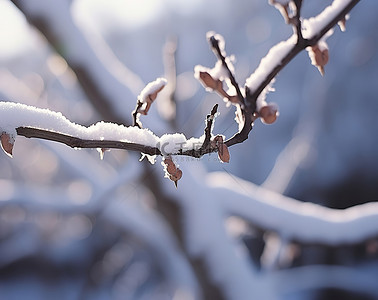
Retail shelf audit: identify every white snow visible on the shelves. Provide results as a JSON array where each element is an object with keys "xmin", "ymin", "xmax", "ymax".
[
  {"xmin": 159, "ymin": 133, "xmax": 187, "ymax": 155},
  {"xmin": 245, "ymin": 35, "xmax": 296, "ymax": 94},
  {"xmin": 138, "ymin": 77, "xmax": 167, "ymax": 103},
  {"xmin": 183, "ymin": 135, "xmax": 205, "ymax": 151},
  {"xmin": 302, "ymin": 0, "xmax": 350, "ymax": 39},
  {"xmin": 0, "ymin": 102, "xmax": 201, "ymax": 156}
]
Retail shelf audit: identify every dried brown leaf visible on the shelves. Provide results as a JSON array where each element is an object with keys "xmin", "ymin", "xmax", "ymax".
[
  {"xmin": 198, "ymin": 71, "xmax": 222, "ymax": 91},
  {"xmin": 163, "ymin": 157, "xmax": 183, "ymax": 187},
  {"xmin": 1, "ymin": 133, "xmax": 14, "ymax": 158},
  {"xmin": 218, "ymin": 143, "xmax": 230, "ymax": 163},
  {"xmin": 148, "ymin": 84, "xmax": 165, "ymax": 102},
  {"xmin": 169, "ymin": 168, "xmax": 182, "ymax": 188},
  {"xmin": 338, "ymin": 17, "xmax": 346, "ymax": 32},
  {"xmin": 309, "ymin": 45, "xmax": 329, "ymax": 76},
  {"xmin": 164, "ymin": 157, "xmax": 177, "ymax": 175}
]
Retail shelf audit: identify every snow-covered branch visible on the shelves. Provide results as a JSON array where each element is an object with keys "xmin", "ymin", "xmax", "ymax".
[
  {"xmin": 0, "ymin": 101, "xmax": 227, "ymax": 162},
  {"xmin": 195, "ymin": 0, "xmax": 360, "ymax": 151},
  {"xmin": 246, "ymin": 0, "xmax": 360, "ymax": 101},
  {"xmin": 208, "ymin": 172, "xmax": 378, "ymax": 245}
]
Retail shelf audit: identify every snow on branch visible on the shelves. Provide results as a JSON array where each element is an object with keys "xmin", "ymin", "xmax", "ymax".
[
  {"xmin": 0, "ymin": 101, "xmax": 222, "ymax": 172},
  {"xmin": 208, "ymin": 172, "xmax": 378, "ymax": 245},
  {"xmin": 194, "ymin": 0, "xmax": 359, "ymax": 151},
  {"xmin": 247, "ymin": 0, "xmax": 360, "ymax": 100}
]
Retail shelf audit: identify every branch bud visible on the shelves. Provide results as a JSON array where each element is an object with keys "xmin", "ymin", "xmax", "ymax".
[{"xmin": 259, "ymin": 103, "xmax": 279, "ymax": 124}]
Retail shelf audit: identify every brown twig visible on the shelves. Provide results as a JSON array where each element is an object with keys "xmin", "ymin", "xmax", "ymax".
[
  {"xmin": 209, "ymin": 36, "xmax": 245, "ymax": 106},
  {"xmin": 292, "ymin": 0, "xmax": 304, "ymax": 42},
  {"xmin": 16, "ymin": 127, "xmax": 162, "ymax": 156},
  {"xmin": 205, "ymin": 34, "xmax": 255, "ymax": 148},
  {"xmin": 202, "ymin": 104, "xmax": 219, "ymax": 149},
  {"xmin": 132, "ymin": 101, "xmax": 144, "ymax": 128}
]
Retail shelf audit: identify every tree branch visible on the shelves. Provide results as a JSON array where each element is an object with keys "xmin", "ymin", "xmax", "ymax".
[
  {"xmin": 10, "ymin": 104, "xmax": 221, "ymax": 159},
  {"xmin": 15, "ymin": 126, "xmax": 162, "ymax": 156},
  {"xmin": 246, "ymin": 0, "xmax": 361, "ymax": 102},
  {"xmin": 208, "ymin": 172, "xmax": 378, "ymax": 245}
]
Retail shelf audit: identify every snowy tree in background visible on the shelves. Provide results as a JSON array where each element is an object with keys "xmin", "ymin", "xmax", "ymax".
[{"xmin": 1, "ymin": 0, "xmax": 378, "ymax": 299}]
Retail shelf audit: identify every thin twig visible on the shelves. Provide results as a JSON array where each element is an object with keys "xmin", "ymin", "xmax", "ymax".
[
  {"xmin": 209, "ymin": 36, "xmax": 245, "ymax": 106},
  {"xmin": 132, "ymin": 100, "xmax": 143, "ymax": 128},
  {"xmin": 16, "ymin": 127, "xmax": 162, "ymax": 156},
  {"xmin": 201, "ymin": 104, "xmax": 219, "ymax": 150},
  {"xmin": 293, "ymin": 0, "xmax": 304, "ymax": 43}
]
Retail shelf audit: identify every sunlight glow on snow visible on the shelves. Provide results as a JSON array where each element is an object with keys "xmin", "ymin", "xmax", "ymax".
[
  {"xmin": 73, "ymin": 0, "xmax": 164, "ymax": 32},
  {"xmin": 0, "ymin": 0, "xmax": 204, "ymax": 60},
  {"xmin": 0, "ymin": 0, "xmax": 33, "ymax": 60}
]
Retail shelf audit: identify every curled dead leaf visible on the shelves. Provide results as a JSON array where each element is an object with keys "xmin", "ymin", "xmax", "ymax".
[
  {"xmin": 338, "ymin": 17, "xmax": 346, "ymax": 32},
  {"xmin": 212, "ymin": 135, "xmax": 230, "ymax": 163},
  {"xmin": 147, "ymin": 84, "xmax": 165, "ymax": 102},
  {"xmin": 169, "ymin": 168, "xmax": 182, "ymax": 188},
  {"xmin": 163, "ymin": 157, "xmax": 183, "ymax": 187},
  {"xmin": 164, "ymin": 157, "xmax": 177, "ymax": 175},
  {"xmin": 198, "ymin": 71, "xmax": 223, "ymax": 91},
  {"xmin": 137, "ymin": 79, "xmax": 167, "ymax": 116},
  {"xmin": 218, "ymin": 143, "xmax": 230, "ymax": 163},
  {"xmin": 308, "ymin": 44, "xmax": 329, "ymax": 76},
  {"xmin": 1, "ymin": 132, "xmax": 14, "ymax": 158}
]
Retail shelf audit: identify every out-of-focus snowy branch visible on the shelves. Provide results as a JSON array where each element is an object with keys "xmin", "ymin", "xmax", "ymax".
[
  {"xmin": 170, "ymin": 166, "xmax": 378, "ymax": 298},
  {"xmin": 208, "ymin": 172, "xmax": 378, "ymax": 245}
]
